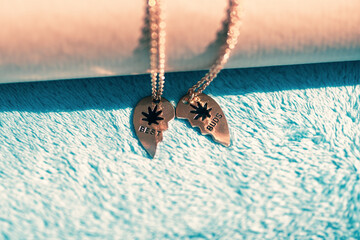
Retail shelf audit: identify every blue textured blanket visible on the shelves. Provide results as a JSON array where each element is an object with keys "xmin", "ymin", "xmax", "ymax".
[{"xmin": 0, "ymin": 61, "xmax": 359, "ymax": 239}]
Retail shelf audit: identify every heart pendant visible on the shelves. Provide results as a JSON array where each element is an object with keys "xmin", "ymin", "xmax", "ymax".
[
  {"xmin": 176, "ymin": 93, "xmax": 230, "ymax": 146},
  {"xmin": 133, "ymin": 96, "xmax": 175, "ymax": 157}
]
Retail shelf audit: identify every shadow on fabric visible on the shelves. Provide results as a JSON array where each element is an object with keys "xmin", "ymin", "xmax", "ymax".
[{"xmin": 0, "ymin": 61, "xmax": 358, "ymax": 113}]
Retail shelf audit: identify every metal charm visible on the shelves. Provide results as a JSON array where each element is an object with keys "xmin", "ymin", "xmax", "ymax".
[
  {"xmin": 133, "ymin": 96, "xmax": 175, "ymax": 157},
  {"xmin": 176, "ymin": 93, "xmax": 230, "ymax": 146}
]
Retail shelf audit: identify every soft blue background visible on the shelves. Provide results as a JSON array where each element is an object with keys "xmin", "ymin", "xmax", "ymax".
[{"xmin": 0, "ymin": 61, "xmax": 359, "ymax": 239}]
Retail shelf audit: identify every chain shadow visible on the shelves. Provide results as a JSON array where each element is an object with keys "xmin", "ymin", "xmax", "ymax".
[
  {"xmin": 0, "ymin": 0, "xmax": 358, "ymax": 113},
  {"xmin": 0, "ymin": 61, "xmax": 358, "ymax": 113}
]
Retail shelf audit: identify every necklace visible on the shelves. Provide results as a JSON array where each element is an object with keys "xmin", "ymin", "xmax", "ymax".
[
  {"xmin": 176, "ymin": 0, "xmax": 242, "ymax": 147},
  {"xmin": 133, "ymin": 0, "xmax": 175, "ymax": 157}
]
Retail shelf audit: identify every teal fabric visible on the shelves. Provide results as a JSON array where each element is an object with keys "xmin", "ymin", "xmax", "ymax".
[{"xmin": 0, "ymin": 61, "xmax": 359, "ymax": 239}]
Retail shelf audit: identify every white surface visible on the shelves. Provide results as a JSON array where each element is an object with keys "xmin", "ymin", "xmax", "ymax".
[{"xmin": 0, "ymin": 0, "xmax": 359, "ymax": 83}]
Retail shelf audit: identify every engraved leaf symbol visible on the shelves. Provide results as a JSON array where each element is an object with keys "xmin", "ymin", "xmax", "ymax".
[
  {"xmin": 141, "ymin": 105, "xmax": 164, "ymax": 125},
  {"xmin": 190, "ymin": 102, "xmax": 212, "ymax": 121}
]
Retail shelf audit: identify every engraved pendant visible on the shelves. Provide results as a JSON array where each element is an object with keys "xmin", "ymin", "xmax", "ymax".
[
  {"xmin": 133, "ymin": 96, "xmax": 175, "ymax": 157},
  {"xmin": 176, "ymin": 93, "xmax": 230, "ymax": 146}
]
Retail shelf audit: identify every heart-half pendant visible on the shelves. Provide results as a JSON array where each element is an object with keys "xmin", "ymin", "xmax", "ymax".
[
  {"xmin": 176, "ymin": 93, "xmax": 230, "ymax": 146},
  {"xmin": 133, "ymin": 96, "xmax": 175, "ymax": 157}
]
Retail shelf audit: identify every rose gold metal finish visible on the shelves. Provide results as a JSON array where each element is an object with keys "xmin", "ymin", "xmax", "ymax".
[
  {"xmin": 177, "ymin": 0, "xmax": 242, "ymax": 146},
  {"xmin": 176, "ymin": 93, "xmax": 230, "ymax": 147},
  {"xmin": 149, "ymin": 0, "xmax": 166, "ymax": 101},
  {"xmin": 187, "ymin": 0, "xmax": 243, "ymax": 101},
  {"xmin": 133, "ymin": 96, "xmax": 175, "ymax": 157},
  {"xmin": 133, "ymin": 0, "xmax": 173, "ymax": 157}
]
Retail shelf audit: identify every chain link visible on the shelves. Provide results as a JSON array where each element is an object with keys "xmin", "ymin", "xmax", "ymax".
[
  {"xmin": 148, "ymin": 0, "xmax": 166, "ymax": 101},
  {"xmin": 148, "ymin": 0, "xmax": 242, "ymax": 101},
  {"xmin": 188, "ymin": 0, "xmax": 243, "ymax": 100}
]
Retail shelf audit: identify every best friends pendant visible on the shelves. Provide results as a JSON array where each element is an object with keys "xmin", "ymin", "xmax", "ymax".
[
  {"xmin": 133, "ymin": 0, "xmax": 175, "ymax": 157},
  {"xmin": 133, "ymin": 96, "xmax": 175, "ymax": 157},
  {"xmin": 175, "ymin": 0, "xmax": 241, "ymax": 147},
  {"xmin": 132, "ymin": 0, "xmax": 241, "ymax": 156},
  {"xmin": 176, "ymin": 93, "xmax": 230, "ymax": 146}
]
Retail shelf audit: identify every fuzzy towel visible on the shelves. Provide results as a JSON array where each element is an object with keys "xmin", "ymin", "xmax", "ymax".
[{"xmin": 0, "ymin": 61, "xmax": 359, "ymax": 238}]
